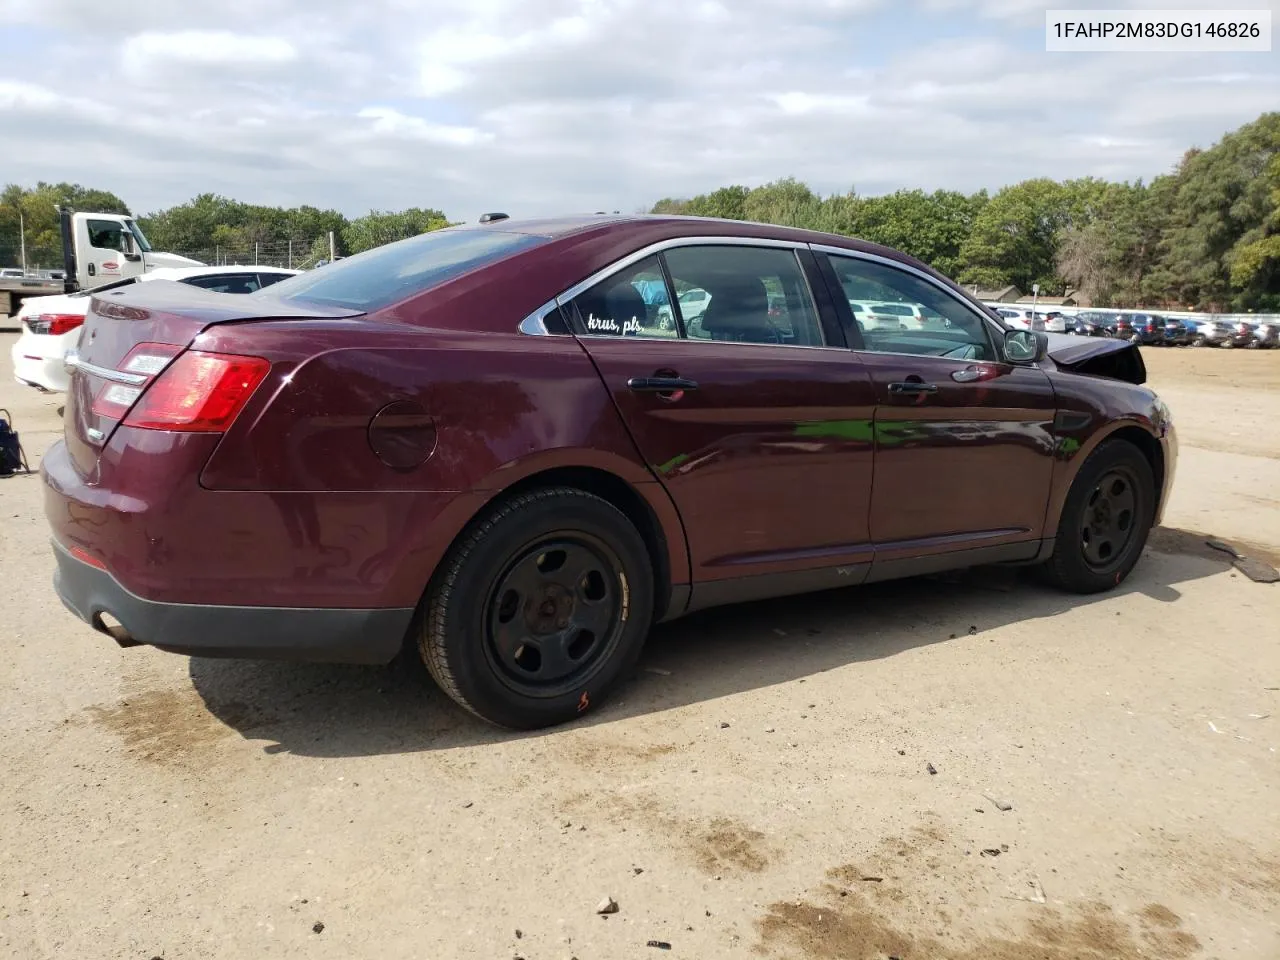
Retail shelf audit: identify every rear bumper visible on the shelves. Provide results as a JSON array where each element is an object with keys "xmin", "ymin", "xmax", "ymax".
[
  {"xmin": 10, "ymin": 338, "xmax": 69, "ymax": 392},
  {"xmin": 51, "ymin": 537, "xmax": 413, "ymax": 664}
]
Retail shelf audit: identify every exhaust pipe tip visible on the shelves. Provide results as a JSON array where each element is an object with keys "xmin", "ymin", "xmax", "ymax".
[{"xmin": 91, "ymin": 612, "xmax": 141, "ymax": 648}]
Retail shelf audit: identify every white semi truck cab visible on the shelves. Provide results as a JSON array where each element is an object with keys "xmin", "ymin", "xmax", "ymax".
[
  {"xmin": 1, "ymin": 209, "xmax": 205, "ymax": 317},
  {"xmin": 58, "ymin": 207, "xmax": 203, "ymax": 292}
]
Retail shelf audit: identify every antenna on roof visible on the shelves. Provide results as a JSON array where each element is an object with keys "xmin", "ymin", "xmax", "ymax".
[{"xmin": 478, "ymin": 212, "xmax": 509, "ymax": 223}]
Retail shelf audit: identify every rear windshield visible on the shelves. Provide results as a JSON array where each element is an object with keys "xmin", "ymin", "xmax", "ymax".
[
  {"xmin": 255, "ymin": 228, "xmax": 544, "ymax": 310},
  {"xmin": 873, "ymin": 304, "xmax": 913, "ymax": 316}
]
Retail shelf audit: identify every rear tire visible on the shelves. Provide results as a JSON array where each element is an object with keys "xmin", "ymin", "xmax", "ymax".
[
  {"xmin": 419, "ymin": 487, "xmax": 654, "ymax": 729},
  {"xmin": 1041, "ymin": 440, "xmax": 1155, "ymax": 594}
]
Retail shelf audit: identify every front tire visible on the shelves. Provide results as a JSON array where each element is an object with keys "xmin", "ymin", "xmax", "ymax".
[
  {"xmin": 420, "ymin": 487, "xmax": 654, "ymax": 729},
  {"xmin": 1041, "ymin": 440, "xmax": 1156, "ymax": 594}
]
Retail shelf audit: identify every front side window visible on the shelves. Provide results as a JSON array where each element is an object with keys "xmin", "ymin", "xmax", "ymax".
[
  {"xmin": 826, "ymin": 254, "xmax": 995, "ymax": 361},
  {"xmin": 664, "ymin": 245, "xmax": 824, "ymax": 347},
  {"xmin": 126, "ymin": 220, "xmax": 153, "ymax": 252},
  {"xmin": 565, "ymin": 255, "xmax": 678, "ymax": 339},
  {"xmin": 87, "ymin": 219, "xmax": 126, "ymax": 251}
]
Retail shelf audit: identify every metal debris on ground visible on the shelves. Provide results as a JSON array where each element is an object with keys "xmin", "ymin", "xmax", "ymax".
[
  {"xmin": 647, "ymin": 940, "xmax": 673, "ymax": 950},
  {"xmin": 1235, "ymin": 557, "xmax": 1280, "ymax": 583},
  {"xmin": 984, "ymin": 794, "xmax": 1014, "ymax": 812},
  {"xmin": 981, "ymin": 848, "xmax": 1002, "ymax": 857},
  {"xmin": 1003, "ymin": 878, "xmax": 1047, "ymax": 904},
  {"xmin": 926, "ymin": 762, "xmax": 938, "ymax": 775},
  {"xmin": 1204, "ymin": 538, "xmax": 1280, "ymax": 582},
  {"xmin": 597, "ymin": 896, "xmax": 619, "ymax": 915},
  {"xmin": 1206, "ymin": 538, "xmax": 1240, "ymax": 558},
  {"xmin": 719, "ymin": 722, "xmax": 730, "ymax": 729}
]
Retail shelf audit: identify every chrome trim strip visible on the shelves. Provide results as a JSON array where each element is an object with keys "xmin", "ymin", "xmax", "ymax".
[
  {"xmin": 518, "ymin": 300, "xmax": 558, "ymax": 336},
  {"xmin": 570, "ymin": 336, "xmax": 853, "ymax": 352},
  {"xmin": 553, "ymin": 235, "xmax": 808, "ymax": 311},
  {"xmin": 65, "ymin": 354, "xmax": 148, "ymax": 385}
]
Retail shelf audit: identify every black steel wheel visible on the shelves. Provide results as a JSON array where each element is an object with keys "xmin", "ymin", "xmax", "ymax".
[
  {"xmin": 483, "ymin": 534, "xmax": 626, "ymax": 699},
  {"xmin": 1079, "ymin": 468, "xmax": 1139, "ymax": 570},
  {"xmin": 420, "ymin": 487, "xmax": 654, "ymax": 729},
  {"xmin": 1042, "ymin": 440, "xmax": 1156, "ymax": 593}
]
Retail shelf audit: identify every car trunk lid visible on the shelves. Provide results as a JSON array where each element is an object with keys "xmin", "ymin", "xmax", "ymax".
[{"xmin": 63, "ymin": 280, "xmax": 363, "ymax": 477}]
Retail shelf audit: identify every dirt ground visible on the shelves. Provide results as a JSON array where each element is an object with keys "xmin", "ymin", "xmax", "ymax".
[{"xmin": 1, "ymin": 339, "xmax": 1277, "ymax": 960}]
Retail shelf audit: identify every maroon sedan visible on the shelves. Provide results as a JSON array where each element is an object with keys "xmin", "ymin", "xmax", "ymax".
[{"xmin": 43, "ymin": 215, "xmax": 1177, "ymax": 729}]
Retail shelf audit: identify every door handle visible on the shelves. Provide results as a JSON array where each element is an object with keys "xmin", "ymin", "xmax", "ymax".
[
  {"xmin": 627, "ymin": 377, "xmax": 699, "ymax": 393},
  {"xmin": 887, "ymin": 381, "xmax": 938, "ymax": 395},
  {"xmin": 950, "ymin": 367, "xmax": 983, "ymax": 383}
]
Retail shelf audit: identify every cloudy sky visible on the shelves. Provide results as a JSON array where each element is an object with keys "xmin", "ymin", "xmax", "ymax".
[{"xmin": 1, "ymin": 0, "xmax": 1277, "ymax": 221}]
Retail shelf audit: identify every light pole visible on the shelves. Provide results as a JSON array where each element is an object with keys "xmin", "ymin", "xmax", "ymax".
[{"xmin": 1031, "ymin": 282, "xmax": 1040, "ymax": 330}]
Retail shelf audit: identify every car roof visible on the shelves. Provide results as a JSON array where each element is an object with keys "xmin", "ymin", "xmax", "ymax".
[
  {"xmin": 142, "ymin": 265, "xmax": 301, "ymax": 282},
  {"xmin": 453, "ymin": 213, "xmax": 935, "ymax": 265}
]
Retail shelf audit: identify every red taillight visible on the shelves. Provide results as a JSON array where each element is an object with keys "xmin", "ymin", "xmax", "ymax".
[
  {"xmin": 90, "ymin": 342, "xmax": 182, "ymax": 419},
  {"xmin": 122, "ymin": 351, "xmax": 270, "ymax": 432},
  {"xmin": 28, "ymin": 313, "xmax": 84, "ymax": 336}
]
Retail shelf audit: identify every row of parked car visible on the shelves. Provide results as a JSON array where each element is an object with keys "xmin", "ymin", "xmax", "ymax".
[{"xmin": 989, "ymin": 307, "xmax": 1280, "ymax": 349}]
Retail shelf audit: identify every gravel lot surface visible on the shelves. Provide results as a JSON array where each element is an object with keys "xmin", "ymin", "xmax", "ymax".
[{"xmin": 1, "ymin": 339, "xmax": 1277, "ymax": 959}]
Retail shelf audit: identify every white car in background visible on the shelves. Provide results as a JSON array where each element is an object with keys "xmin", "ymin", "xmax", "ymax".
[
  {"xmin": 1042, "ymin": 311, "xmax": 1068, "ymax": 333},
  {"xmin": 677, "ymin": 287, "xmax": 711, "ymax": 321},
  {"xmin": 848, "ymin": 301, "xmax": 898, "ymax": 330},
  {"xmin": 10, "ymin": 265, "xmax": 298, "ymax": 393}
]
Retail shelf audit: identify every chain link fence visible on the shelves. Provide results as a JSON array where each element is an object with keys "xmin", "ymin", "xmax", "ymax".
[
  {"xmin": 167, "ymin": 236, "xmax": 333, "ymax": 271},
  {"xmin": 168, "ymin": 223, "xmax": 440, "ymax": 270}
]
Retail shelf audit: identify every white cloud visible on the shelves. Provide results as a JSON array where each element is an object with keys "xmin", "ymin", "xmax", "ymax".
[
  {"xmin": 123, "ymin": 31, "xmax": 298, "ymax": 68},
  {"xmin": 355, "ymin": 106, "xmax": 492, "ymax": 146},
  {"xmin": 0, "ymin": 0, "xmax": 1276, "ymax": 223}
]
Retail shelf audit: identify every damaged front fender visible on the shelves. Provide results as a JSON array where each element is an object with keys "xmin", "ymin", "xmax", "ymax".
[{"xmin": 1044, "ymin": 333, "xmax": 1147, "ymax": 385}]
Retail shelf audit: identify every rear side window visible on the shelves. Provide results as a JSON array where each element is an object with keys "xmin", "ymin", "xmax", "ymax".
[
  {"xmin": 565, "ymin": 255, "xmax": 680, "ymax": 339},
  {"xmin": 664, "ymin": 245, "xmax": 824, "ymax": 347},
  {"xmin": 183, "ymin": 273, "xmax": 261, "ymax": 294},
  {"xmin": 257, "ymin": 228, "xmax": 544, "ymax": 310}
]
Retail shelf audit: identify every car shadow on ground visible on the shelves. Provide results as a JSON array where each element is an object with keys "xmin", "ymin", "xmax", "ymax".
[{"xmin": 188, "ymin": 528, "xmax": 1238, "ymax": 758}]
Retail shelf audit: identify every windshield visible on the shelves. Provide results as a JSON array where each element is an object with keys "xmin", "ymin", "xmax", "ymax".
[
  {"xmin": 256, "ymin": 227, "xmax": 545, "ymax": 311},
  {"xmin": 125, "ymin": 219, "xmax": 153, "ymax": 253}
]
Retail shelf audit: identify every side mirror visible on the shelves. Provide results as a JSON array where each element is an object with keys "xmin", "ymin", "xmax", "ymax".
[
  {"xmin": 121, "ymin": 233, "xmax": 141, "ymax": 262},
  {"xmin": 1004, "ymin": 328, "xmax": 1048, "ymax": 364}
]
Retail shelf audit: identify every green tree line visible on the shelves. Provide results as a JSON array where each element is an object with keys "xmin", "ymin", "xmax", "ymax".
[
  {"xmin": 0, "ymin": 188, "xmax": 452, "ymax": 271},
  {"xmin": 653, "ymin": 112, "xmax": 1280, "ymax": 311},
  {"xmin": 3, "ymin": 111, "xmax": 1276, "ymax": 309}
]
